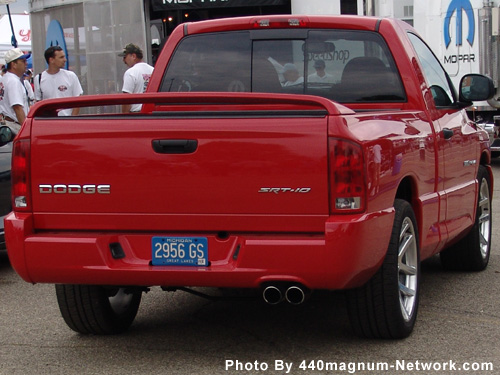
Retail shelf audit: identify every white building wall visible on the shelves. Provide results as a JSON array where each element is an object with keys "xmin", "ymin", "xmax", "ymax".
[
  {"xmin": 30, "ymin": 0, "xmax": 81, "ymax": 12},
  {"xmin": 363, "ymin": 0, "xmax": 414, "ymax": 20},
  {"xmin": 291, "ymin": 0, "xmax": 413, "ymax": 18},
  {"xmin": 393, "ymin": 0, "xmax": 413, "ymax": 19},
  {"xmin": 376, "ymin": 0, "xmax": 394, "ymax": 18},
  {"xmin": 292, "ymin": 0, "xmax": 340, "ymax": 14},
  {"xmin": 291, "ymin": 0, "xmax": 365, "ymax": 15}
]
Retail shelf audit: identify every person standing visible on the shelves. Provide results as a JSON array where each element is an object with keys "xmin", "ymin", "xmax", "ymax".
[
  {"xmin": 0, "ymin": 48, "xmax": 31, "ymax": 133},
  {"xmin": 34, "ymin": 46, "xmax": 83, "ymax": 116},
  {"xmin": 118, "ymin": 43, "xmax": 154, "ymax": 113},
  {"xmin": 23, "ymin": 70, "xmax": 35, "ymax": 107}
]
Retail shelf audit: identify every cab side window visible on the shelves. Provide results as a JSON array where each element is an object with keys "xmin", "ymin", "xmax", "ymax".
[{"xmin": 408, "ymin": 33, "xmax": 455, "ymax": 107}]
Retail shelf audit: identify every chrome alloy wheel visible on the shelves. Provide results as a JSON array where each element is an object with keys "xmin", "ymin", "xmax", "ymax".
[
  {"xmin": 478, "ymin": 177, "xmax": 491, "ymax": 260},
  {"xmin": 346, "ymin": 199, "xmax": 420, "ymax": 338},
  {"xmin": 398, "ymin": 217, "xmax": 418, "ymax": 322}
]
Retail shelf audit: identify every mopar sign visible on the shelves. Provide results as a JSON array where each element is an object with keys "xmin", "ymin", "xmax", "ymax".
[
  {"xmin": 444, "ymin": 0, "xmax": 475, "ymax": 47},
  {"xmin": 443, "ymin": 0, "xmax": 475, "ymax": 64}
]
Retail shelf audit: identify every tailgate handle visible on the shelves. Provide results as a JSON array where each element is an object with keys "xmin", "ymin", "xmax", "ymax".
[{"xmin": 152, "ymin": 139, "xmax": 198, "ymax": 154}]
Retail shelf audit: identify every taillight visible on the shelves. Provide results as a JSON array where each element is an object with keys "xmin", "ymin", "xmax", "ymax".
[
  {"xmin": 12, "ymin": 139, "xmax": 31, "ymax": 211},
  {"xmin": 329, "ymin": 138, "xmax": 366, "ymax": 213}
]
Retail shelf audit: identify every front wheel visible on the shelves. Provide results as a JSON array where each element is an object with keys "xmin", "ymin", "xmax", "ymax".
[
  {"xmin": 346, "ymin": 199, "xmax": 420, "ymax": 339},
  {"xmin": 56, "ymin": 284, "xmax": 142, "ymax": 334},
  {"xmin": 440, "ymin": 165, "xmax": 492, "ymax": 271}
]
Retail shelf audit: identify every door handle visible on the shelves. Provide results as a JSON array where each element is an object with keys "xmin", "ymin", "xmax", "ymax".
[
  {"xmin": 152, "ymin": 139, "xmax": 198, "ymax": 154},
  {"xmin": 442, "ymin": 128, "xmax": 454, "ymax": 140}
]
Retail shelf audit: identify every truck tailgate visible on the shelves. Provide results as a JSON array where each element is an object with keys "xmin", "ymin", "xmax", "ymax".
[{"xmin": 30, "ymin": 112, "xmax": 329, "ymax": 232}]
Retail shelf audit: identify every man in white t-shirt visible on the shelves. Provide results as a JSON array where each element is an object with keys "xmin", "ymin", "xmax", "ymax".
[
  {"xmin": 308, "ymin": 60, "xmax": 335, "ymax": 84},
  {"xmin": 0, "ymin": 48, "xmax": 31, "ymax": 133},
  {"xmin": 34, "ymin": 46, "xmax": 83, "ymax": 116},
  {"xmin": 118, "ymin": 43, "xmax": 154, "ymax": 113}
]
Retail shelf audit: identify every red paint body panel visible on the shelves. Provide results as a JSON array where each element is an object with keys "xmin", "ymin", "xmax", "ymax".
[
  {"xmin": 5, "ymin": 209, "xmax": 394, "ymax": 289},
  {"xmin": 5, "ymin": 15, "xmax": 491, "ymax": 292}
]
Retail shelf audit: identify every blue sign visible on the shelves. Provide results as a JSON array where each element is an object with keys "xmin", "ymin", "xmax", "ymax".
[
  {"xmin": 444, "ymin": 0, "xmax": 475, "ymax": 48},
  {"xmin": 45, "ymin": 20, "xmax": 68, "ymax": 69}
]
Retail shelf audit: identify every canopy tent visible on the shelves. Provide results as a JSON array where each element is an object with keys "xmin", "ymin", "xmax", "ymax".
[{"xmin": 0, "ymin": 13, "xmax": 31, "ymax": 65}]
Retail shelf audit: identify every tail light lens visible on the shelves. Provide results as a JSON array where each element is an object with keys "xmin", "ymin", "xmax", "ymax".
[
  {"xmin": 329, "ymin": 138, "xmax": 366, "ymax": 213},
  {"xmin": 12, "ymin": 139, "xmax": 31, "ymax": 212}
]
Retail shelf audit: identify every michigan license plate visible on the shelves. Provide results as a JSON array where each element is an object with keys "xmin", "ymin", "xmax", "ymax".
[{"xmin": 152, "ymin": 237, "xmax": 208, "ymax": 266}]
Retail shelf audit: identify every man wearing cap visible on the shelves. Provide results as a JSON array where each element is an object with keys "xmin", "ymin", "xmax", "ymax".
[
  {"xmin": 308, "ymin": 59, "xmax": 335, "ymax": 84},
  {"xmin": 34, "ymin": 46, "xmax": 83, "ymax": 116},
  {"xmin": 119, "ymin": 43, "xmax": 154, "ymax": 113},
  {"xmin": 0, "ymin": 48, "xmax": 31, "ymax": 133}
]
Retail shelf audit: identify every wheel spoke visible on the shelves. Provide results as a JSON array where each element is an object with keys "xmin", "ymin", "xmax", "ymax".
[
  {"xmin": 398, "ymin": 233, "xmax": 413, "ymax": 260},
  {"xmin": 399, "ymin": 262, "xmax": 417, "ymax": 276},
  {"xmin": 399, "ymin": 295, "xmax": 410, "ymax": 321},
  {"xmin": 399, "ymin": 221, "xmax": 410, "ymax": 242},
  {"xmin": 399, "ymin": 282, "xmax": 416, "ymax": 297},
  {"xmin": 479, "ymin": 211, "xmax": 489, "ymax": 225},
  {"xmin": 479, "ymin": 195, "xmax": 489, "ymax": 209},
  {"xmin": 479, "ymin": 231, "xmax": 488, "ymax": 246}
]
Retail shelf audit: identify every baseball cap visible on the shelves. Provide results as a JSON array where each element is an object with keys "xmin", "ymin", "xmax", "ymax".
[
  {"xmin": 282, "ymin": 63, "xmax": 299, "ymax": 73},
  {"xmin": 5, "ymin": 48, "xmax": 31, "ymax": 64},
  {"xmin": 118, "ymin": 43, "xmax": 143, "ymax": 57}
]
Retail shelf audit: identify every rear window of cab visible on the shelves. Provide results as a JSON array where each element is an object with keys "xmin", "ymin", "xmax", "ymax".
[{"xmin": 160, "ymin": 29, "xmax": 406, "ymax": 103}]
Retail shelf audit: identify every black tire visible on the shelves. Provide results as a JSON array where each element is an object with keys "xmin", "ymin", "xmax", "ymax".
[
  {"xmin": 346, "ymin": 199, "xmax": 420, "ymax": 339},
  {"xmin": 55, "ymin": 284, "xmax": 142, "ymax": 335},
  {"xmin": 440, "ymin": 165, "xmax": 492, "ymax": 271}
]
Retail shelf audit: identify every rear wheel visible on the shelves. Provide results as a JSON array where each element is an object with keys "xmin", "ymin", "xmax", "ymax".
[
  {"xmin": 440, "ymin": 165, "xmax": 492, "ymax": 271},
  {"xmin": 347, "ymin": 199, "xmax": 420, "ymax": 339},
  {"xmin": 55, "ymin": 284, "xmax": 142, "ymax": 334}
]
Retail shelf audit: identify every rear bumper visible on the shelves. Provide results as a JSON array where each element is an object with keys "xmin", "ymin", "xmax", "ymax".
[{"xmin": 5, "ymin": 209, "xmax": 394, "ymax": 290}]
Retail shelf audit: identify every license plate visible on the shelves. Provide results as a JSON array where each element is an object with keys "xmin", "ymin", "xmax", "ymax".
[{"xmin": 152, "ymin": 236, "xmax": 208, "ymax": 266}]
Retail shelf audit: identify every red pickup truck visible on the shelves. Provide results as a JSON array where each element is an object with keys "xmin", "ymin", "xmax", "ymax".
[{"xmin": 5, "ymin": 15, "xmax": 494, "ymax": 339}]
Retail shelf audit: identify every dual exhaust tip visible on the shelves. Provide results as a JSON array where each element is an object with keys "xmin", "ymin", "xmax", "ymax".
[{"xmin": 262, "ymin": 284, "xmax": 310, "ymax": 305}]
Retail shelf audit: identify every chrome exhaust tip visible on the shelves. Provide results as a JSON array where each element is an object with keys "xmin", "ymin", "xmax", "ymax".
[
  {"xmin": 285, "ymin": 285, "xmax": 307, "ymax": 305},
  {"xmin": 262, "ymin": 286, "xmax": 283, "ymax": 305}
]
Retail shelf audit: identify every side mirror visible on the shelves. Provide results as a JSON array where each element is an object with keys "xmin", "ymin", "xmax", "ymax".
[
  {"xmin": 459, "ymin": 74, "xmax": 495, "ymax": 103},
  {"xmin": 0, "ymin": 126, "xmax": 14, "ymax": 146}
]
